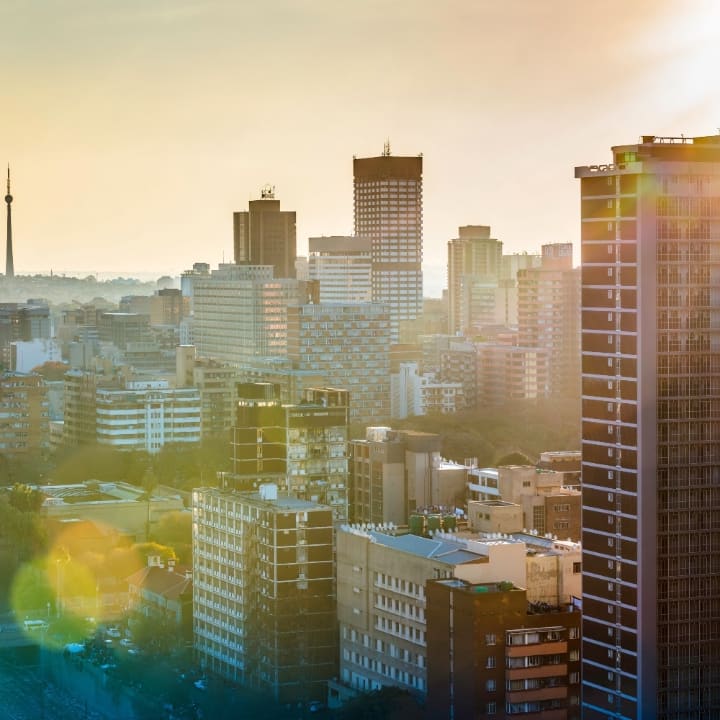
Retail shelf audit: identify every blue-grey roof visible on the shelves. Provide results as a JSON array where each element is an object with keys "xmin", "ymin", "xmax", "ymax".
[{"xmin": 366, "ymin": 531, "xmax": 486, "ymax": 565}]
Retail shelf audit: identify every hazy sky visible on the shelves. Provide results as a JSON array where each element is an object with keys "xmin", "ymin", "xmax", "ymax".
[{"xmin": 3, "ymin": 0, "xmax": 719, "ymax": 296}]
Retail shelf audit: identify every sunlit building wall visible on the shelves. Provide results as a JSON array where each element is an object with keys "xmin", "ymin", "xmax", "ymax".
[
  {"xmin": 308, "ymin": 235, "xmax": 372, "ymax": 304},
  {"xmin": 192, "ymin": 486, "xmax": 336, "ymax": 704},
  {"xmin": 577, "ymin": 134, "xmax": 720, "ymax": 719},
  {"xmin": 354, "ymin": 150, "xmax": 423, "ymax": 343}
]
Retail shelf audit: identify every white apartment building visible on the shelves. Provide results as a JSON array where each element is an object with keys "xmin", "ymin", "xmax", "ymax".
[
  {"xmin": 308, "ymin": 236, "xmax": 372, "ymax": 304},
  {"xmin": 391, "ymin": 361, "xmax": 464, "ymax": 418},
  {"xmin": 192, "ymin": 485, "xmax": 336, "ymax": 705},
  {"xmin": 96, "ymin": 380, "xmax": 200, "ymax": 453},
  {"xmin": 192, "ymin": 264, "xmax": 305, "ymax": 365}
]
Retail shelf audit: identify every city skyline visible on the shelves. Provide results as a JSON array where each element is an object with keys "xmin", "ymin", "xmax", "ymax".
[{"xmin": 3, "ymin": 0, "xmax": 719, "ymax": 296}]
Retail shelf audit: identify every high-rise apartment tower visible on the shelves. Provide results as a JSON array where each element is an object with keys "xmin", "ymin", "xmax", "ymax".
[
  {"xmin": 577, "ymin": 134, "xmax": 720, "ymax": 719},
  {"xmin": 353, "ymin": 145, "xmax": 423, "ymax": 342},
  {"xmin": 447, "ymin": 225, "xmax": 503, "ymax": 335}
]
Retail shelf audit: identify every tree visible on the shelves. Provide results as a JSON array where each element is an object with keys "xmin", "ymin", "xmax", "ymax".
[
  {"xmin": 495, "ymin": 451, "xmax": 534, "ymax": 466},
  {"xmin": 30, "ymin": 361, "xmax": 70, "ymax": 381},
  {"xmin": 336, "ymin": 687, "xmax": 425, "ymax": 720},
  {"xmin": 152, "ymin": 511, "xmax": 192, "ymax": 564},
  {"xmin": 8, "ymin": 483, "xmax": 44, "ymax": 512}
]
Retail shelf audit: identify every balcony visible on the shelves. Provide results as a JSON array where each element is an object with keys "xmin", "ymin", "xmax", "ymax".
[
  {"xmin": 506, "ymin": 686, "xmax": 568, "ymax": 703},
  {"xmin": 506, "ymin": 664, "xmax": 567, "ymax": 681},
  {"xmin": 506, "ymin": 641, "xmax": 567, "ymax": 658}
]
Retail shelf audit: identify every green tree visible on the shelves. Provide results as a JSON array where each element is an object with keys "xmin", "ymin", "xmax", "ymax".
[
  {"xmin": 8, "ymin": 483, "xmax": 45, "ymax": 512},
  {"xmin": 151, "ymin": 511, "xmax": 192, "ymax": 564},
  {"xmin": 30, "ymin": 361, "xmax": 70, "ymax": 381}
]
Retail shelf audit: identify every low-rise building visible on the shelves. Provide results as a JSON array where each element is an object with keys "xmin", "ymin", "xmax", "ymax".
[
  {"xmin": 127, "ymin": 557, "xmax": 192, "ymax": 639},
  {"xmin": 37, "ymin": 480, "xmax": 185, "ymax": 542},
  {"xmin": 426, "ymin": 579, "xmax": 581, "ymax": 720},
  {"xmin": 350, "ymin": 427, "xmax": 468, "ymax": 525},
  {"xmin": 335, "ymin": 525, "xmax": 581, "ymax": 704}
]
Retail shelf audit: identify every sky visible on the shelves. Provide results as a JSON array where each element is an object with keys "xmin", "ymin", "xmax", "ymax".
[{"xmin": 2, "ymin": 0, "xmax": 720, "ymax": 296}]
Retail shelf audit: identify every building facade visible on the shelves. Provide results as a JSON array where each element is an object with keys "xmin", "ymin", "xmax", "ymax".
[
  {"xmin": 447, "ymin": 225, "xmax": 503, "ymax": 335},
  {"xmin": 233, "ymin": 188, "xmax": 296, "ymax": 279},
  {"xmin": 350, "ymin": 427, "xmax": 466, "ymax": 525},
  {"xmin": 193, "ymin": 264, "xmax": 307, "ymax": 365},
  {"xmin": 336, "ymin": 526, "xmax": 581, "ymax": 705},
  {"xmin": 577, "ymin": 134, "xmax": 720, "ymax": 719},
  {"xmin": 96, "ymin": 380, "xmax": 201, "ymax": 453},
  {"xmin": 0, "ymin": 372, "xmax": 49, "ymax": 456},
  {"xmin": 353, "ymin": 148, "xmax": 423, "ymax": 342},
  {"xmin": 518, "ymin": 243, "xmax": 581, "ymax": 399},
  {"xmin": 426, "ymin": 579, "xmax": 581, "ymax": 720},
  {"xmin": 286, "ymin": 303, "xmax": 391, "ymax": 424},
  {"xmin": 192, "ymin": 486, "xmax": 336, "ymax": 704},
  {"xmin": 308, "ymin": 235, "xmax": 372, "ymax": 304},
  {"xmin": 230, "ymin": 384, "xmax": 350, "ymax": 520}
]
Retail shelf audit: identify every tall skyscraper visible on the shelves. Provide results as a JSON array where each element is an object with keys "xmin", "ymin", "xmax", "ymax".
[
  {"xmin": 577, "ymin": 134, "xmax": 720, "ymax": 719},
  {"xmin": 447, "ymin": 225, "xmax": 503, "ymax": 335},
  {"xmin": 353, "ymin": 144, "xmax": 423, "ymax": 342},
  {"xmin": 233, "ymin": 186, "xmax": 296, "ymax": 278},
  {"xmin": 5, "ymin": 166, "xmax": 14, "ymax": 279}
]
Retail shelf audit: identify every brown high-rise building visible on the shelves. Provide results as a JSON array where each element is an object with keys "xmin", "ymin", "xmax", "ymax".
[
  {"xmin": 233, "ymin": 186, "xmax": 296, "ymax": 278},
  {"xmin": 354, "ymin": 146, "xmax": 423, "ymax": 343},
  {"xmin": 426, "ymin": 579, "xmax": 581, "ymax": 720},
  {"xmin": 577, "ymin": 134, "xmax": 720, "ymax": 719}
]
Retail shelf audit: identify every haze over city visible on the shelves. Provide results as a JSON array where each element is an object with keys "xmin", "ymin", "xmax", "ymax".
[
  {"xmin": 4, "ymin": 2, "xmax": 720, "ymax": 719},
  {"xmin": 3, "ymin": 0, "xmax": 719, "ymax": 294}
]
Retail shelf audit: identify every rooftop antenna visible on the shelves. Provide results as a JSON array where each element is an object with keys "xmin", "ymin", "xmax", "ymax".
[{"xmin": 382, "ymin": 139, "xmax": 391, "ymax": 157}]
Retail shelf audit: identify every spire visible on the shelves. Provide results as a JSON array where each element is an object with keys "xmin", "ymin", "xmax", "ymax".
[{"xmin": 5, "ymin": 164, "xmax": 14, "ymax": 279}]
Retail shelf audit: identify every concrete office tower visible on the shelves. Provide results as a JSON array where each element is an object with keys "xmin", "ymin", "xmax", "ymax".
[
  {"xmin": 350, "ymin": 427, "xmax": 467, "ymax": 525},
  {"xmin": 308, "ymin": 236, "xmax": 372, "ymax": 304},
  {"xmin": 192, "ymin": 486, "xmax": 336, "ymax": 704},
  {"xmin": 353, "ymin": 145, "xmax": 423, "ymax": 343},
  {"xmin": 576, "ymin": 134, "xmax": 720, "ymax": 720},
  {"xmin": 447, "ymin": 226, "xmax": 503, "ymax": 335},
  {"xmin": 518, "ymin": 243, "xmax": 581, "ymax": 398},
  {"xmin": 287, "ymin": 303, "xmax": 391, "ymax": 424},
  {"xmin": 233, "ymin": 186, "xmax": 296, "ymax": 279},
  {"xmin": 193, "ymin": 264, "xmax": 307, "ymax": 365}
]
